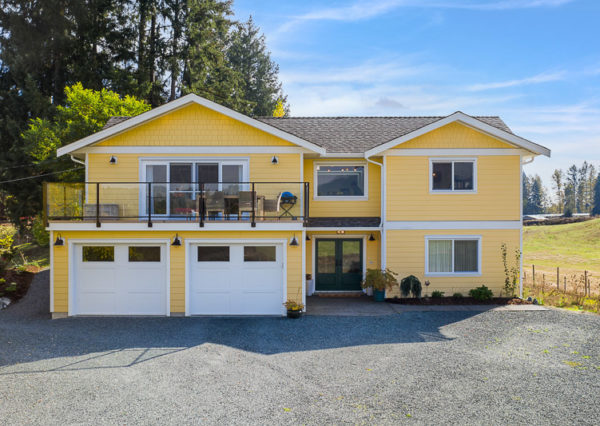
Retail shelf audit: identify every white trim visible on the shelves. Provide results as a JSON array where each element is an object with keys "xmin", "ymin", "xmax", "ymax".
[
  {"xmin": 429, "ymin": 158, "xmax": 477, "ymax": 194},
  {"xmin": 305, "ymin": 227, "xmax": 381, "ymax": 231},
  {"xmin": 382, "ymin": 156, "xmax": 387, "ymax": 269},
  {"xmin": 67, "ymin": 238, "xmax": 171, "ymax": 317},
  {"xmin": 80, "ymin": 146, "xmax": 312, "ymax": 154},
  {"xmin": 425, "ymin": 235, "xmax": 482, "ymax": 277},
  {"xmin": 49, "ymin": 230, "xmax": 54, "ymax": 313},
  {"xmin": 301, "ymin": 229, "xmax": 306, "ymax": 311},
  {"xmin": 384, "ymin": 148, "xmax": 527, "ymax": 156},
  {"xmin": 184, "ymin": 238, "xmax": 288, "ymax": 316},
  {"xmin": 321, "ymin": 152, "xmax": 365, "ymax": 158},
  {"xmin": 313, "ymin": 161, "xmax": 369, "ymax": 201},
  {"xmin": 57, "ymin": 94, "xmax": 326, "ymax": 157},
  {"xmin": 364, "ymin": 112, "xmax": 551, "ymax": 157},
  {"xmin": 519, "ymin": 156, "xmax": 524, "ymax": 298},
  {"xmin": 385, "ymin": 221, "xmax": 521, "ymax": 230},
  {"xmin": 48, "ymin": 222, "xmax": 304, "ymax": 231}
]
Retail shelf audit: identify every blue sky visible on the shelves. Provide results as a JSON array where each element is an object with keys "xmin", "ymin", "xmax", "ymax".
[{"xmin": 233, "ymin": 0, "xmax": 600, "ymax": 186}]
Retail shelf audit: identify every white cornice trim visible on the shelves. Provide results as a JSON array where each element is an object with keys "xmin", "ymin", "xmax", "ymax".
[
  {"xmin": 48, "ymin": 222, "xmax": 304, "ymax": 232},
  {"xmin": 385, "ymin": 221, "xmax": 521, "ymax": 230},
  {"xmin": 80, "ymin": 146, "xmax": 311, "ymax": 154},
  {"xmin": 57, "ymin": 94, "xmax": 326, "ymax": 157},
  {"xmin": 364, "ymin": 112, "xmax": 551, "ymax": 158},
  {"xmin": 384, "ymin": 148, "xmax": 527, "ymax": 156}
]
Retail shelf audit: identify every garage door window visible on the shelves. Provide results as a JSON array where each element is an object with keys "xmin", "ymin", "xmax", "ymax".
[
  {"xmin": 244, "ymin": 246, "xmax": 276, "ymax": 262},
  {"xmin": 198, "ymin": 246, "xmax": 230, "ymax": 262},
  {"xmin": 129, "ymin": 246, "xmax": 161, "ymax": 262},
  {"xmin": 82, "ymin": 246, "xmax": 114, "ymax": 262}
]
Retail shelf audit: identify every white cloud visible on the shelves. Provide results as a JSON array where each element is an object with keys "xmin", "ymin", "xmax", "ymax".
[{"xmin": 466, "ymin": 72, "xmax": 566, "ymax": 91}]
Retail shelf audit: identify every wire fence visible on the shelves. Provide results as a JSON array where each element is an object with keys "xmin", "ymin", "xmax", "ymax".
[{"xmin": 523, "ymin": 264, "xmax": 598, "ymax": 297}]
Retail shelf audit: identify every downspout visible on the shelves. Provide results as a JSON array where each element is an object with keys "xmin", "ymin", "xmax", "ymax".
[
  {"xmin": 366, "ymin": 156, "xmax": 385, "ymax": 269},
  {"xmin": 70, "ymin": 155, "xmax": 85, "ymax": 166}
]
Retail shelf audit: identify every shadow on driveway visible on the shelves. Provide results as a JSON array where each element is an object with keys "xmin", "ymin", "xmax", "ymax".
[{"xmin": 0, "ymin": 271, "xmax": 485, "ymax": 370}]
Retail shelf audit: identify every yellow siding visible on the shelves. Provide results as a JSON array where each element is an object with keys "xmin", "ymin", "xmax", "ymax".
[
  {"xmin": 394, "ymin": 122, "xmax": 514, "ymax": 149},
  {"xmin": 97, "ymin": 103, "xmax": 294, "ymax": 147},
  {"xmin": 52, "ymin": 230, "xmax": 302, "ymax": 314},
  {"xmin": 386, "ymin": 229, "xmax": 520, "ymax": 297},
  {"xmin": 304, "ymin": 158, "xmax": 381, "ymax": 217},
  {"xmin": 305, "ymin": 231, "xmax": 381, "ymax": 275},
  {"xmin": 386, "ymin": 155, "xmax": 520, "ymax": 221}
]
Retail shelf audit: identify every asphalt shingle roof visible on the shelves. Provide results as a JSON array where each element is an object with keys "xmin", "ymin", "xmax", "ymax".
[{"xmin": 103, "ymin": 114, "xmax": 512, "ymax": 154}]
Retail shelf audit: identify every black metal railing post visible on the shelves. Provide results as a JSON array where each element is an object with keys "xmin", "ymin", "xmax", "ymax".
[
  {"xmin": 251, "ymin": 182, "xmax": 256, "ymax": 227},
  {"xmin": 304, "ymin": 182, "xmax": 309, "ymax": 225},
  {"xmin": 95, "ymin": 182, "xmax": 101, "ymax": 227},
  {"xmin": 147, "ymin": 182, "xmax": 153, "ymax": 227},
  {"xmin": 199, "ymin": 183, "xmax": 204, "ymax": 227}
]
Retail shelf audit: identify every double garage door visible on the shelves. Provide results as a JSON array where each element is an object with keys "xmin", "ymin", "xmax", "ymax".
[{"xmin": 72, "ymin": 242, "xmax": 284, "ymax": 316}]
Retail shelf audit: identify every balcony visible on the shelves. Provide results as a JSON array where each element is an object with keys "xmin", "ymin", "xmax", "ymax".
[{"xmin": 44, "ymin": 181, "xmax": 310, "ymax": 227}]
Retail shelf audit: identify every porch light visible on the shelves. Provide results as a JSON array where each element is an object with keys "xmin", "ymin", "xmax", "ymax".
[
  {"xmin": 54, "ymin": 233, "xmax": 64, "ymax": 246},
  {"xmin": 271, "ymin": 156, "xmax": 278, "ymax": 164},
  {"xmin": 336, "ymin": 230, "xmax": 345, "ymax": 234},
  {"xmin": 369, "ymin": 233, "xmax": 376, "ymax": 241},
  {"xmin": 172, "ymin": 234, "xmax": 182, "ymax": 246},
  {"xmin": 306, "ymin": 234, "xmax": 311, "ymax": 241},
  {"xmin": 109, "ymin": 155, "xmax": 118, "ymax": 165},
  {"xmin": 289, "ymin": 234, "xmax": 299, "ymax": 246}
]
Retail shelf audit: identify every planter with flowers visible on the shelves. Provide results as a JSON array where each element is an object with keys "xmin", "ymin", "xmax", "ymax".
[
  {"xmin": 284, "ymin": 300, "xmax": 305, "ymax": 318},
  {"xmin": 361, "ymin": 268, "xmax": 398, "ymax": 302}
]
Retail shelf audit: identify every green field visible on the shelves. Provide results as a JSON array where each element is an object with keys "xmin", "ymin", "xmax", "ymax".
[{"xmin": 523, "ymin": 218, "xmax": 600, "ymax": 275}]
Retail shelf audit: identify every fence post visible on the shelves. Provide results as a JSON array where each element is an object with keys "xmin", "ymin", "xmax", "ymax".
[
  {"xmin": 532, "ymin": 265, "xmax": 535, "ymax": 285},
  {"xmin": 557, "ymin": 267, "xmax": 560, "ymax": 290},
  {"xmin": 564, "ymin": 276, "xmax": 567, "ymax": 292},
  {"xmin": 585, "ymin": 270, "xmax": 588, "ymax": 296},
  {"xmin": 96, "ymin": 182, "xmax": 101, "ymax": 228},
  {"xmin": 542, "ymin": 274, "xmax": 545, "ymax": 286}
]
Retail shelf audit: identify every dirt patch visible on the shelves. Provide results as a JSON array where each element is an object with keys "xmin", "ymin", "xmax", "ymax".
[
  {"xmin": 0, "ymin": 270, "xmax": 35, "ymax": 303},
  {"xmin": 386, "ymin": 297, "xmax": 531, "ymax": 305}
]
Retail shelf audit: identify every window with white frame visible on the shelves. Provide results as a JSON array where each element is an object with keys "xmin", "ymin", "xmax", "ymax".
[
  {"xmin": 315, "ymin": 164, "xmax": 366, "ymax": 199},
  {"xmin": 142, "ymin": 159, "xmax": 248, "ymax": 215},
  {"xmin": 426, "ymin": 237, "xmax": 480, "ymax": 275},
  {"xmin": 431, "ymin": 159, "xmax": 476, "ymax": 192}
]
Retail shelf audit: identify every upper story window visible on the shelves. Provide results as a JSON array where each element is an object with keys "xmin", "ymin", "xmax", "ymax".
[
  {"xmin": 430, "ymin": 159, "xmax": 476, "ymax": 192},
  {"xmin": 315, "ymin": 164, "xmax": 367, "ymax": 200}
]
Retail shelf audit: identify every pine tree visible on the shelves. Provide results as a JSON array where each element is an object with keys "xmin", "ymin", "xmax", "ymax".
[
  {"xmin": 522, "ymin": 172, "xmax": 531, "ymax": 214},
  {"xmin": 592, "ymin": 172, "xmax": 600, "ymax": 216},
  {"xmin": 529, "ymin": 175, "xmax": 547, "ymax": 214},
  {"xmin": 551, "ymin": 169, "xmax": 564, "ymax": 213},
  {"xmin": 228, "ymin": 16, "xmax": 289, "ymax": 116},
  {"xmin": 565, "ymin": 165, "xmax": 579, "ymax": 213}
]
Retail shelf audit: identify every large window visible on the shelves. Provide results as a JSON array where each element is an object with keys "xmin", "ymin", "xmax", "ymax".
[
  {"xmin": 315, "ymin": 164, "xmax": 366, "ymax": 199},
  {"xmin": 426, "ymin": 237, "xmax": 480, "ymax": 275},
  {"xmin": 431, "ymin": 159, "xmax": 476, "ymax": 192},
  {"xmin": 143, "ymin": 159, "xmax": 247, "ymax": 216}
]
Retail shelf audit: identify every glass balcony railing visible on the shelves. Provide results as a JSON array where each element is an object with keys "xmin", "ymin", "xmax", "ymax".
[{"xmin": 43, "ymin": 181, "xmax": 310, "ymax": 227}]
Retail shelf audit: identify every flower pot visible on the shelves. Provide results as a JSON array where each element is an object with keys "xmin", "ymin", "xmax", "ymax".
[
  {"xmin": 373, "ymin": 289, "xmax": 385, "ymax": 302},
  {"xmin": 287, "ymin": 309, "xmax": 303, "ymax": 318}
]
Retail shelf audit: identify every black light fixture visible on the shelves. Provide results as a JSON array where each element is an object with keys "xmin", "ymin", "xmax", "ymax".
[
  {"xmin": 369, "ymin": 233, "xmax": 376, "ymax": 241},
  {"xmin": 172, "ymin": 233, "xmax": 182, "ymax": 246},
  {"xmin": 271, "ymin": 156, "xmax": 278, "ymax": 164},
  {"xmin": 290, "ymin": 234, "xmax": 299, "ymax": 246},
  {"xmin": 109, "ymin": 155, "xmax": 118, "ymax": 165},
  {"xmin": 54, "ymin": 233, "xmax": 64, "ymax": 246},
  {"xmin": 306, "ymin": 234, "xmax": 311, "ymax": 241}
]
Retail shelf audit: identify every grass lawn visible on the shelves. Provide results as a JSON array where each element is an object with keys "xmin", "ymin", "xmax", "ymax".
[{"xmin": 523, "ymin": 218, "xmax": 600, "ymax": 276}]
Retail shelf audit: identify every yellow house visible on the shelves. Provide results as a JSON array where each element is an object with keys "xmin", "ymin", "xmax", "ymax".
[{"xmin": 47, "ymin": 94, "xmax": 550, "ymax": 317}]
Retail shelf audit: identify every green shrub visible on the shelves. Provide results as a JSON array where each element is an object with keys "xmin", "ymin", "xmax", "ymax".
[
  {"xmin": 361, "ymin": 268, "xmax": 398, "ymax": 291},
  {"xmin": 32, "ymin": 214, "xmax": 49, "ymax": 247},
  {"xmin": 400, "ymin": 275, "xmax": 422, "ymax": 298},
  {"xmin": 452, "ymin": 292, "xmax": 463, "ymax": 298},
  {"xmin": 469, "ymin": 285, "xmax": 494, "ymax": 301},
  {"xmin": 5, "ymin": 282, "xmax": 17, "ymax": 293},
  {"xmin": 431, "ymin": 290, "xmax": 444, "ymax": 298}
]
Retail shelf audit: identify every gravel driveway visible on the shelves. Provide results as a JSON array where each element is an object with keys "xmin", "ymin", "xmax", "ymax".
[{"xmin": 1, "ymin": 272, "xmax": 599, "ymax": 425}]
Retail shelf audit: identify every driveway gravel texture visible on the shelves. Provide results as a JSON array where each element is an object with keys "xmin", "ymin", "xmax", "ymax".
[{"xmin": 1, "ymin": 272, "xmax": 599, "ymax": 425}]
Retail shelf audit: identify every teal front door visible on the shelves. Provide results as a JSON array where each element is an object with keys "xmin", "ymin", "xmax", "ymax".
[{"xmin": 315, "ymin": 238, "xmax": 363, "ymax": 291}]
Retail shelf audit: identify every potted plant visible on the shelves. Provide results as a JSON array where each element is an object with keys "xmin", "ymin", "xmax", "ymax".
[
  {"xmin": 284, "ymin": 300, "xmax": 305, "ymax": 318},
  {"xmin": 400, "ymin": 275, "xmax": 422, "ymax": 298},
  {"xmin": 362, "ymin": 268, "xmax": 398, "ymax": 302}
]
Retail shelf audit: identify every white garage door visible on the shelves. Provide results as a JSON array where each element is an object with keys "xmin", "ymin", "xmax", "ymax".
[
  {"xmin": 74, "ymin": 244, "xmax": 168, "ymax": 315},
  {"xmin": 189, "ymin": 243, "xmax": 284, "ymax": 315}
]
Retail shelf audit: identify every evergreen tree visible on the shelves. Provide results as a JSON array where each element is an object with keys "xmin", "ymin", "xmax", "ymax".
[
  {"xmin": 551, "ymin": 169, "xmax": 564, "ymax": 213},
  {"xmin": 522, "ymin": 172, "xmax": 531, "ymax": 214},
  {"xmin": 565, "ymin": 164, "xmax": 579, "ymax": 213},
  {"xmin": 529, "ymin": 175, "xmax": 547, "ymax": 214},
  {"xmin": 592, "ymin": 172, "xmax": 600, "ymax": 216},
  {"xmin": 228, "ymin": 16, "xmax": 289, "ymax": 116}
]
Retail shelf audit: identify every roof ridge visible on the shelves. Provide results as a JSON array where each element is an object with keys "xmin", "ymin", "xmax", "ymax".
[{"xmin": 257, "ymin": 115, "xmax": 502, "ymax": 119}]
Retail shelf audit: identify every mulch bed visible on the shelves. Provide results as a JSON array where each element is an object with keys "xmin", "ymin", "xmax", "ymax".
[
  {"xmin": 0, "ymin": 269, "xmax": 35, "ymax": 303},
  {"xmin": 386, "ymin": 296, "xmax": 532, "ymax": 305}
]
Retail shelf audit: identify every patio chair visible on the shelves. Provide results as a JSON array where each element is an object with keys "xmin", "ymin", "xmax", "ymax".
[
  {"xmin": 262, "ymin": 192, "xmax": 282, "ymax": 219},
  {"xmin": 238, "ymin": 191, "xmax": 257, "ymax": 220},
  {"xmin": 204, "ymin": 191, "xmax": 225, "ymax": 219}
]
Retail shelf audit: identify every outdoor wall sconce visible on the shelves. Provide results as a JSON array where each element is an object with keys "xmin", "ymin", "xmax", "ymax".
[
  {"xmin": 271, "ymin": 156, "xmax": 278, "ymax": 164},
  {"xmin": 289, "ymin": 234, "xmax": 299, "ymax": 246},
  {"xmin": 306, "ymin": 234, "xmax": 311, "ymax": 241},
  {"xmin": 109, "ymin": 155, "xmax": 118, "ymax": 165},
  {"xmin": 171, "ymin": 234, "xmax": 182, "ymax": 246},
  {"xmin": 369, "ymin": 233, "xmax": 376, "ymax": 241},
  {"xmin": 336, "ymin": 230, "xmax": 345, "ymax": 234},
  {"xmin": 54, "ymin": 233, "xmax": 64, "ymax": 246}
]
